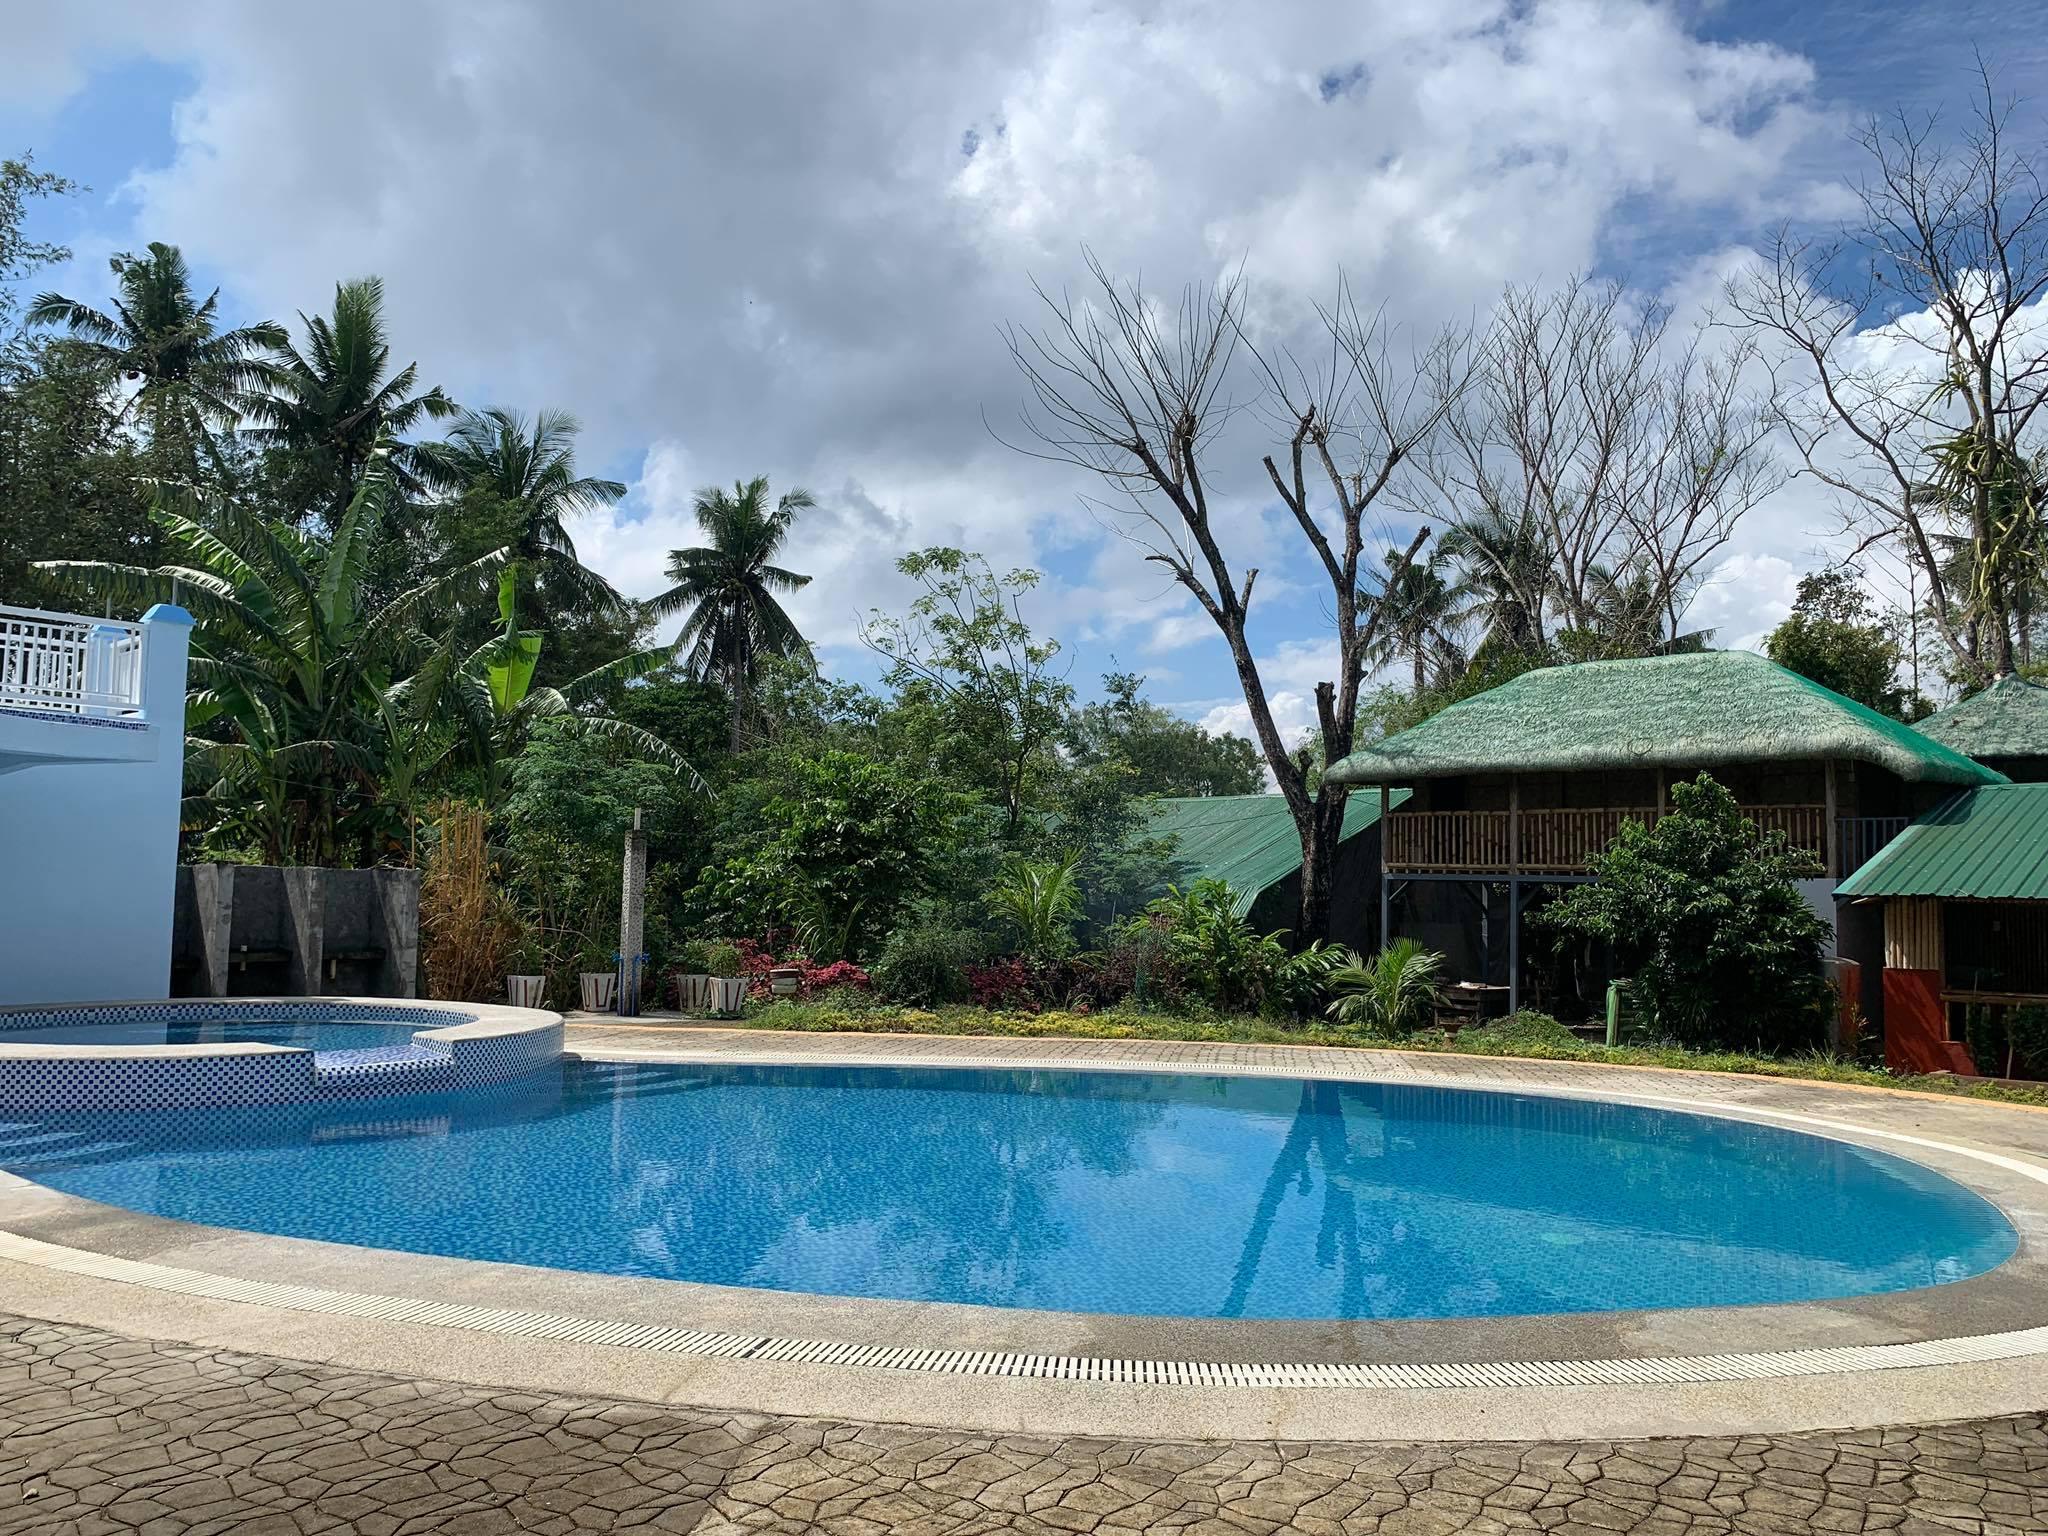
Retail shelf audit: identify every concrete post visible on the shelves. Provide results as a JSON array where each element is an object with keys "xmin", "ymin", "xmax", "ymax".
[
  {"xmin": 190, "ymin": 862, "xmax": 236, "ymax": 997},
  {"xmin": 135, "ymin": 604, "xmax": 193, "ymax": 1000},
  {"xmin": 375, "ymin": 867, "xmax": 420, "ymax": 997},
  {"xmin": 281, "ymin": 867, "xmax": 324, "ymax": 995},
  {"xmin": 618, "ymin": 808, "xmax": 647, "ymax": 1015}
]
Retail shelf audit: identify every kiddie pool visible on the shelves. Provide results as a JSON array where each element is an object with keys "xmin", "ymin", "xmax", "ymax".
[{"xmin": 0, "ymin": 997, "xmax": 562, "ymax": 1112}]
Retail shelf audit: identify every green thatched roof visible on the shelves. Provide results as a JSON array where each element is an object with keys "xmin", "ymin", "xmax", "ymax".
[
  {"xmin": 1141, "ymin": 791, "xmax": 1407, "ymax": 901},
  {"xmin": 1914, "ymin": 674, "xmax": 2048, "ymax": 764},
  {"xmin": 1325, "ymin": 650, "xmax": 2005, "ymax": 787}
]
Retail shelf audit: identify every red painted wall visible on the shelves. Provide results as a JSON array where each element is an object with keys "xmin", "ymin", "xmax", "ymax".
[{"xmin": 1882, "ymin": 968, "xmax": 1976, "ymax": 1075}]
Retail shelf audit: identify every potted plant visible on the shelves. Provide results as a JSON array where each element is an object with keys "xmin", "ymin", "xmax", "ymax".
[
  {"xmin": 769, "ymin": 949, "xmax": 805, "ymax": 998},
  {"xmin": 673, "ymin": 938, "xmax": 714, "ymax": 1015},
  {"xmin": 577, "ymin": 941, "xmax": 618, "ymax": 1013},
  {"xmin": 506, "ymin": 938, "xmax": 548, "ymax": 1009},
  {"xmin": 705, "ymin": 941, "xmax": 747, "ymax": 1017}
]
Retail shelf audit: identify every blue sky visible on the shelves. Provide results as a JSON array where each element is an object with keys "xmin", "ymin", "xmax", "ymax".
[{"xmin": 6, "ymin": 2, "xmax": 2046, "ymax": 739}]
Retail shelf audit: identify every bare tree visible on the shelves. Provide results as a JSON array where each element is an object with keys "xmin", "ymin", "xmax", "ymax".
[
  {"xmin": 1000, "ymin": 252, "xmax": 1473, "ymax": 944},
  {"xmin": 1420, "ymin": 275, "xmax": 1783, "ymax": 656},
  {"xmin": 1728, "ymin": 63, "xmax": 2048, "ymax": 681}
]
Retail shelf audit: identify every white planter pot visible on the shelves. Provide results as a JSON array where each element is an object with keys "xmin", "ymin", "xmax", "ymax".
[
  {"xmin": 677, "ymin": 973, "xmax": 714, "ymax": 1013},
  {"xmin": 506, "ymin": 974, "xmax": 545, "ymax": 1008},
  {"xmin": 708, "ymin": 976, "xmax": 748, "ymax": 1016},
  {"xmin": 769, "ymin": 966, "xmax": 803, "ymax": 997},
  {"xmin": 578, "ymin": 971, "xmax": 618, "ymax": 1012}
]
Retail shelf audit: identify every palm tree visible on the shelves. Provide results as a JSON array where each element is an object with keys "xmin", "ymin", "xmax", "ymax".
[
  {"xmin": 1369, "ymin": 548, "xmax": 1468, "ymax": 692},
  {"xmin": 242, "ymin": 275, "xmax": 457, "ymax": 526},
  {"xmin": 1439, "ymin": 507, "xmax": 1551, "ymax": 653},
  {"xmin": 650, "ymin": 476, "xmax": 816, "ymax": 750},
  {"xmin": 28, "ymin": 241, "xmax": 284, "ymax": 476},
  {"xmin": 35, "ymin": 454, "xmax": 510, "ymax": 865},
  {"xmin": 414, "ymin": 406, "xmax": 625, "ymax": 619}
]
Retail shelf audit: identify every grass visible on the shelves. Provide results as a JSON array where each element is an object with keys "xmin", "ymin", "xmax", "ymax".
[{"xmin": 726, "ymin": 996, "xmax": 2048, "ymax": 1109}]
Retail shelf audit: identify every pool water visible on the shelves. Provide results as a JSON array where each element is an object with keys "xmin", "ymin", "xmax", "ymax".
[
  {"xmin": 0, "ymin": 1062, "xmax": 2016, "ymax": 1320},
  {"xmin": 0, "ymin": 1019, "xmax": 430, "ymax": 1053}
]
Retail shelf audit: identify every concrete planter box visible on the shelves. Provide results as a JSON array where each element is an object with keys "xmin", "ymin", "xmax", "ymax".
[
  {"xmin": 506, "ymin": 974, "xmax": 545, "ymax": 1008},
  {"xmin": 707, "ymin": 977, "xmax": 747, "ymax": 1016},
  {"xmin": 578, "ymin": 972, "xmax": 617, "ymax": 1012},
  {"xmin": 675, "ymin": 973, "xmax": 714, "ymax": 1014}
]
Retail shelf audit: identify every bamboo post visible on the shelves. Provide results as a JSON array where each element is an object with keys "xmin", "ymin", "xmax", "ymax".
[
  {"xmin": 1824, "ymin": 760, "xmax": 1839, "ymax": 880},
  {"xmin": 1378, "ymin": 783, "xmax": 1391, "ymax": 950}
]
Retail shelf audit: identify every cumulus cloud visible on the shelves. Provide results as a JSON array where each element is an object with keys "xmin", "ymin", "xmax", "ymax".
[{"xmin": 13, "ymin": 0, "xmax": 1865, "ymax": 713}]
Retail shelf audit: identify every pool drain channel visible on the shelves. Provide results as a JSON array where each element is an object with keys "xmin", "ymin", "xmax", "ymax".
[{"xmin": 3, "ymin": 1226, "xmax": 2047, "ymax": 1391}]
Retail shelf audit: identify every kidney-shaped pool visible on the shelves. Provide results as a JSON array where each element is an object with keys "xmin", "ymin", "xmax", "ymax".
[{"xmin": 0, "ymin": 1060, "xmax": 2017, "ymax": 1320}]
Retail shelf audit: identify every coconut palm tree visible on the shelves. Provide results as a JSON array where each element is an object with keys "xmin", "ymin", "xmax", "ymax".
[
  {"xmin": 414, "ymin": 406, "xmax": 625, "ymax": 620},
  {"xmin": 1368, "ymin": 548, "xmax": 1468, "ymax": 692},
  {"xmin": 242, "ymin": 275, "xmax": 457, "ymax": 526},
  {"xmin": 28, "ymin": 241, "xmax": 284, "ymax": 477},
  {"xmin": 650, "ymin": 476, "xmax": 816, "ymax": 751},
  {"xmin": 1439, "ymin": 507, "xmax": 1552, "ymax": 653}
]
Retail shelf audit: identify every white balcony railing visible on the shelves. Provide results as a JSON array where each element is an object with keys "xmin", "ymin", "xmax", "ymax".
[{"xmin": 0, "ymin": 603, "xmax": 146, "ymax": 717}]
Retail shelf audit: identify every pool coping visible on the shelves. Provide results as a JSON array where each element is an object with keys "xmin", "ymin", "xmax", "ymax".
[{"xmin": 3, "ymin": 1032, "xmax": 2047, "ymax": 1440}]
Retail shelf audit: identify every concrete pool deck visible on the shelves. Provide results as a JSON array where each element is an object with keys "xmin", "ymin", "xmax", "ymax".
[{"xmin": 1, "ymin": 1026, "xmax": 2047, "ymax": 1450}]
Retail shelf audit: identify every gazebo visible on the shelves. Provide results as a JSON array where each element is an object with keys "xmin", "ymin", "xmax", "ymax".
[{"xmin": 1914, "ymin": 673, "xmax": 2048, "ymax": 783}]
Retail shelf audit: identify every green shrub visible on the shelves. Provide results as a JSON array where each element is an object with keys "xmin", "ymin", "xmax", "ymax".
[
  {"xmin": 1539, "ymin": 774, "xmax": 1833, "ymax": 1054},
  {"xmin": 1324, "ymin": 939, "xmax": 1444, "ymax": 1035},
  {"xmin": 674, "ymin": 938, "xmax": 713, "ymax": 974},
  {"xmin": 703, "ymin": 941, "xmax": 743, "ymax": 979},
  {"xmin": 873, "ymin": 911, "xmax": 984, "ymax": 1005},
  {"xmin": 1456, "ymin": 1009, "xmax": 1580, "ymax": 1054}
]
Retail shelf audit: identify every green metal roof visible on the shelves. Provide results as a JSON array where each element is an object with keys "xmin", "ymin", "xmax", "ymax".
[
  {"xmin": 1914, "ymin": 674, "xmax": 2048, "ymax": 764},
  {"xmin": 1141, "ymin": 790, "xmax": 1408, "ymax": 901},
  {"xmin": 1837, "ymin": 784, "xmax": 2048, "ymax": 901},
  {"xmin": 1326, "ymin": 650, "xmax": 2006, "ymax": 787}
]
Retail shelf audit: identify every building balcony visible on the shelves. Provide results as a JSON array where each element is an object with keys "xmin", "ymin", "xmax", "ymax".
[
  {"xmin": 1382, "ymin": 805, "xmax": 1907, "ymax": 879},
  {"xmin": 0, "ymin": 601, "xmax": 183, "ymax": 772}
]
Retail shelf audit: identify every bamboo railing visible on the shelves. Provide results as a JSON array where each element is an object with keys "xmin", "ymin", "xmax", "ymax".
[{"xmin": 1384, "ymin": 803, "xmax": 1830, "ymax": 874}]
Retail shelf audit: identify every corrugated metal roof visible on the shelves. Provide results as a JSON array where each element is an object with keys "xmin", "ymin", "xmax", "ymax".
[
  {"xmin": 1836, "ymin": 784, "xmax": 2048, "ymax": 901},
  {"xmin": 1141, "ymin": 790, "xmax": 1409, "ymax": 901},
  {"xmin": 1325, "ymin": 650, "xmax": 2005, "ymax": 787},
  {"xmin": 1914, "ymin": 674, "xmax": 2048, "ymax": 763}
]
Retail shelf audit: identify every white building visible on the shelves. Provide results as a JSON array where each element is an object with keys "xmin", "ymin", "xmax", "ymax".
[{"xmin": 0, "ymin": 601, "xmax": 193, "ymax": 1004}]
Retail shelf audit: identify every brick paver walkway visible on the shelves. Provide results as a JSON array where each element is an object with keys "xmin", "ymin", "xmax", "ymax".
[{"xmin": 3, "ymin": 1315, "xmax": 2045, "ymax": 1535}]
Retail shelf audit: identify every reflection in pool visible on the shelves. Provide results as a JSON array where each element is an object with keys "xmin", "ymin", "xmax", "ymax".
[{"xmin": 0, "ymin": 1061, "xmax": 2017, "ymax": 1319}]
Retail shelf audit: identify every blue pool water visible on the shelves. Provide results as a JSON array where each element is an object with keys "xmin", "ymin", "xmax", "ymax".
[
  {"xmin": 0, "ymin": 1019, "xmax": 429, "ymax": 1053},
  {"xmin": 0, "ymin": 1062, "xmax": 2016, "ymax": 1319}
]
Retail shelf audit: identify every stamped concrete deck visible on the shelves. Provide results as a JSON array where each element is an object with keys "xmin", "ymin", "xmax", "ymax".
[{"xmin": 5, "ymin": 1313, "xmax": 2046, "ymax": 1535}]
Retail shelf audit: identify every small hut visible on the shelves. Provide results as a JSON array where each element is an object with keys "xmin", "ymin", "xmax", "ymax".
[
  {"xmin": 1836, "ymin": 782, "xmax": 2048, "ymax": 1075},
  {"xmin": 1914, "ymin": 674, "xmax": 2048, "ymax": 783}
]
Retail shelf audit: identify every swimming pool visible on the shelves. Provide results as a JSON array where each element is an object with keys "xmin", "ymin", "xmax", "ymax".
[
  {"xmin": 0, "ymin": 1018, "xmax": 430, "ymax": 1053},
  {"xmin": 0, "ymin": 1061, "xmax": 2016, "ymax": 1320}
]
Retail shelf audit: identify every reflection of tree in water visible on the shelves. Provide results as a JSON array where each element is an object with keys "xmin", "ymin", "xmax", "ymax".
[
  {"xmin": 586, "ymin": 1064, "xmax": 1168, "ymax": 1303},
  {"xmin": 1217, "ymin": 1081, "xmax": 2010, "ymax": 1317}
]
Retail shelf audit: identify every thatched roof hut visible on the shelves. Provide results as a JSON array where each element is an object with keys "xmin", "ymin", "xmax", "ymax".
[
  {"xmin": 1325, "ymin": 651, "xmax": 2004, "ymax": 787},
  {"xmin": 1914, "ymin": 674, "xmax": 2048, "ymax": 783}
]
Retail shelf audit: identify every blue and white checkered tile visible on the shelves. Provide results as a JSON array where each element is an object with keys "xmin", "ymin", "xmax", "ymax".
[
  {"xmin": 451, "ymin": 1021, "xmax": 565, "ymax": 1086},
  {"xmin": 0, "ymin": 1001, "xmax": 559, "ymax": 1112}
]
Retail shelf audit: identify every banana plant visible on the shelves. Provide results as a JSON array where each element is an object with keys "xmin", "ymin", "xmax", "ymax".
[{"xmin": 37, "ymin": 454, "xmax": 510, "ymax": 864}]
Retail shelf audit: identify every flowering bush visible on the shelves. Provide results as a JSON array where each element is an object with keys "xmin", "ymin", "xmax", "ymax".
[{"xmin": 731, "ymin": 938, "xmax": 874, "ymax": 1001}]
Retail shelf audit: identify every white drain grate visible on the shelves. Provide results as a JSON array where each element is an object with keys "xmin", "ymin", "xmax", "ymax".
[{"xmin": 4, "ymin": 1226, "xmax": 2046, "ymax": 1391}]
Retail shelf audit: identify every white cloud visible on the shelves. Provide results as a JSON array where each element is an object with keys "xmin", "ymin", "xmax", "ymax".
[{"xmin": 16, "ymin": 0, "xmax": 1867, "ymax": 714}]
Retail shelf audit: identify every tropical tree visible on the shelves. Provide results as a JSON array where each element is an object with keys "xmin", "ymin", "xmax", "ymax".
[
  {"xmin": 1368, "ymin": 548, "xmax": 1468, "ymax": 691},
  {"xmin": 425, "ymin": 570, "xmax": 696, "ymax": 805},
  {"xmin": 416, "ymin": 406, "xmax": 625, "ymax": 621},
  {"xmin": 28, "ymin": 241, "xmax": 284, "ymax": 478},
  {"xmin": 651, "ymin": 475, "xmax": 816, "ymax": 751},
  {"xmin": 1439, "ymin": 506, "xmax": 1551, "ymax": 653},
  {"xmin": 34, "ymin": 456, "xmax": 510, "ymax": 864},
  {"xmin": 243, "ymin": 275, "xmax": 457, "ymax": 525}
]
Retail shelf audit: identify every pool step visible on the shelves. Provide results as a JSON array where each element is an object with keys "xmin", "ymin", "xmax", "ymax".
[{"xmin": 311, "ymin": 1044, "xmax": 456, "ymax": 1100}]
